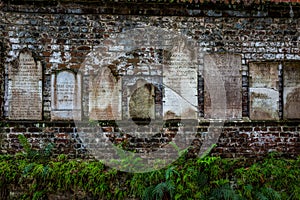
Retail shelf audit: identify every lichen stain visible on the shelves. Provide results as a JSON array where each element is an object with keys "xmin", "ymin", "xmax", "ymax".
[
  {"xmin": 164, "ymin": 111, "xmax": 178, "ymax": 120},
  {"xmin": 129, "ymin": 83, "xmax": 155, "ymax": 120},
  {"xmin": 251, "ymin": 110, "xmax": 272, "ymax": 120},
  {"xmin": 250, "ymin": 92, "xmax": 277, "ymax": 120},
  {"xmin": 90, "ymin": 105, "xmax": 113, "ymax": 120},
  {"xmin": 181, "ymin": 107, "xmax": 197, "ymax": 119},
  {"xmin": 89, "ymin": 67, "xmax": 119, "ymax": 120},
  {"xmin": 252, "ymin": 92, "xmax": 269, "ymax": 99},
  {"xmin": 284, "ymin": 87, "xmax": 300, "ymax": 119}
]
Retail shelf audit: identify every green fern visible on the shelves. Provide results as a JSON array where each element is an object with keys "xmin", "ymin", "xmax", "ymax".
[
  {"xmin": 255, "ymin": 187, "xmax": 281, "ymax": 200},
  {"xmin": 165, "ymin": 166, "xmax": 179, "ymax": 180},
  {"xmin": 18, "ymin": 134, "xmax": 31, "ymax": 154},
  {"xmin": 22, "ymin": 163, "xmax": 35, "ymax": 177},
  {"xmin": 209, "ymin": 184, "xmax": 243, "ymax": 200},
  {"xmin": 143, "ymin": 167, "xmax": 176, "ymax": 200},
  {"xmin": 18, "ymin": 134, "xmax": 54, "ymax": 162},
  {"xmin": 32, "ymin": 190, "xmax": 46, "ymax": 200},
  {"xmin": 152, "ymin": 180, "xmax": 175, "ymax": 200},
  {"xmin": 195, "ymin": 171, "xmax": 208, "ymax": 188},
  {"xmin": 142, "ymin": 185, "xmax": 156, "ymax": 200},
  {"xmin": 42, "ymin": 143, "xmax": 54, "ymax": 158}
]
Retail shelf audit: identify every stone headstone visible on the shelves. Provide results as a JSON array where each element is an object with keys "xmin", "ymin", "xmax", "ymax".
[
  {"xmin": 51, "ymin": 70, "xmax": 82, "ymax": 120},
  {"xmin": 8, "ymin": 50, "xmax": 42, "ymax": 120},
  {"xmin": 204, "ymin": 53, "xmax": 242, "ymax": 119},
  {"xmin": 129, "ymin": 83, "xmax": 155, "ymax": 120},
  {"xmin": 0, "ymin": 42, "xmax": 3, "ymax": 118},
  {"xmin": 283, "ymin": 61, "xmax": 300, "ymax": 119},
  {"xmin": 249, "ymin": 62, "xmax": 279, "ymax": 120},
  {"xmin": 163, "ymin": 39, "xmax": 198, "ymax": 119},
  {"xmin": 122, "ymin": 76, "xmax": 162, "ymax": 121},
  {"xmin": 89, "ymin": 67, "xmax": 121, "ymax": 120}
]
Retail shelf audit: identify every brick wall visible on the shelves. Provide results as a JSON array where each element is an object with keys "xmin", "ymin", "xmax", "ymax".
[{"xmin": 0, "ymin": 1, "xmax": 299, "ymax": 158}]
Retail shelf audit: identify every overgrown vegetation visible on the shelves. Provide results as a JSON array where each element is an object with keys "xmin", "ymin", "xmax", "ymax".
[{"xmin": 0, "ymin": 136, "xmax": 299, "ymax": 199}]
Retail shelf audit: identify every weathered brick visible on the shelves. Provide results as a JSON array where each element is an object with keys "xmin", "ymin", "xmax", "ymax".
[{"xmin": 0, "ymin": 1, "xmax": 299, "ymax": 160}]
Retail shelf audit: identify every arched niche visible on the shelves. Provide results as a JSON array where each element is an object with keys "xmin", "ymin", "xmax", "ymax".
[
  {"xmin": 122, "ymin": 77, "xmax": 163, "ymax": 121},
  {"xmin": 51, "ymin": 70, "xmax": 82, "ymax": 120}
]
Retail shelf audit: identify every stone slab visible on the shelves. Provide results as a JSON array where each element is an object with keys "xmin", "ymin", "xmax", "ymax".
[
  {"xmin": 8, "ymin": 50, "xmax": 42, "ymax": 120},
  {"xmin": 204, "ymin": 53, "xmax": 242, "ymax": 119},
  {"xmin": 122, "ymin": 76, "xmax": 162, "ymax": 120},
  {"xmin": 163, "ymin": 41, "xmax": 198, "ymax": 119},
  {"xmin": 51, "ymin": 70, "xmax": 82, "ymax": 121},
  {"xmin": 129, "ymin": 83, "xmax": 155, "ymax": 120},
  {"xmin": 283, "ymin": 61, "xmax": 300, "ymax": 119},
  {"xmin": 249, "ymin": 62, "xmax": 279, "ymax": 120},
  {"xmin": 89, "ymin": 67, "xmax": 121, "ymax": 120}
]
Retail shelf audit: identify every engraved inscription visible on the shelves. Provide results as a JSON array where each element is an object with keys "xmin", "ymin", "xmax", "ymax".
[
  {"xmin": 283, "ymin": 61, "xmax": 300, "ymax": 119},
  {"xmin": 204, "ymin": 54, "xmax": 242, "ymax": 119},
  {"xmin": 249, "ymin": 62, "xmax": 279, "ymax": 120},
  {"xmin": 51, "ymin": 70, "xmax": 82, "ymax": 120},
  {"xmin": 89, "ymin": 67, "xmax": 121, "ymax": 120},
  {"xmin": 8, "ymin": 50, "xmax": 42, "ymax": 120},
  {"xmin": 57, "ymin": 72, "xmax": 75, "ymax": 109},
  {"xmin": 163, "ymin": 45, "xmax": 198, "ymax": 119}
]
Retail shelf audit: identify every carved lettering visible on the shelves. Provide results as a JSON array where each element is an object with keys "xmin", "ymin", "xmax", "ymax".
[
  {"xmin": 249, "ymin": 62, "xmax": 279, "ymax": 120},
  {"xmin": 8, "ymin": 50, "xmax": 42, "ymax": 120},
  {"xmin": 283, "ymin": 61, "xmax": 300, "ymax": 119},
  {"xmin": 89, "ymin": 68, "xmax": 121, "ymax": 120},
  {"xmin": 204, "ymin": 54, "xmax": 242, "ymax": 119},
  {"xmin": 163, "ymin": 48, "xmax": 198, "ymax": 119},
  {"xmin": 51, "ymin": 70, "xmax": 82, "ymax": 120}
]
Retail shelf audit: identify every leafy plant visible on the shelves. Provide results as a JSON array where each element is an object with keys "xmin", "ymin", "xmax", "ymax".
[
  {"xmin": 209, "ymin": 183, "xmax": 243, "ymax": 200},
  {"xmin": 255, "ymin": 187, "xmax": 281, "ymax": 200},
  {"xmin": 143, "ymin": 178, "xmax": 175, "ymax": 200},
  {"xmin": 142, "ymin": 167, "xmax": 179, "ymax": 200},
  {"xmin": 18, "ymin": 134, "xmax": 54, "ymax": 162},
  {"xmin": 0, "ymin": 152, "xmax": 298, "ymax": 199}
]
